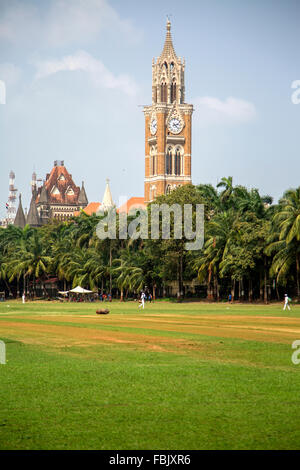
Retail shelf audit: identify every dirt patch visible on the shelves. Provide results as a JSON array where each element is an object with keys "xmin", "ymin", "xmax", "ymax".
[{"xmin": 1, "ymin": 312, "xmax": 300, "ymax": 353}]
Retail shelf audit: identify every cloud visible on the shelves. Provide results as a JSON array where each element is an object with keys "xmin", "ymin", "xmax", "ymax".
[
  {"xmin": 33, "ymin": 50, "xmax": 138, "ymax": 96},
  {"xmin": 0, "ymin": 0, "xmax": 140, "ymax": 47},
  {"xmin": 194, "ymin": 96, "xmax": 256, "ymax": 125},
  {"xmin": 0, "ymin": 1, "xmax": 38, "ymax": 43},
  {"xmin": 0, "ymin": 63, "xmax": 21, "ymax": 87}
]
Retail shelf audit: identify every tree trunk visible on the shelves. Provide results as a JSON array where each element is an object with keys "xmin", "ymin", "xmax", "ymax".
[
  {"xmin": 240, "ymin": 278, "xmax": 244, "ymax": 301},
  {"xmin": 259, "ymin": 273, "xmax": 263, "ymax": 301},
  {"xmin": 231, "ymin": 279, "xmax": 236, "ymax": 302},
  {"xmin": 33, "ymin": 276, "xmax": 36, "ymax": 299},
  {"xmin": 213, "ymin": 276, "xmax": 219, "ymax": 301},
  {"xmin": 42, "ymin": 282, "xmax": 48, "ymax": 298},
  {"xmin": 109, "ymin": 243, "xmax": 112, "ymax": 295},
  {"xmin": 264, "ymin": 257, "xmax": 268, "ymax": 304},
  {"xmin": 275, "ymin": 279, "xmax": 280, "ymax": 301},
  {"xmin": 248, "ymin": 278, "xmax": 253, "ymax": 302},
  {"xmin": 120, "ymin": 288, "xmax": 124, "ymax": 302},
  {"xmin": 207, "ymin": 266, "xmax": 213, "ymax": 301},
  {"xmin": 177, "ymin": 252, "xmax": 183, "ymax": 302},
  {"xmin": 153, "ymin": 284, "xmax": 156, "ymax": 301},
  {"xmin": 4, "ymin": 280, "xmax": 13, "ymax": 297},
  {"xmin": 296, "ymin": 254, "xmax": 300, "ymax": 299}
]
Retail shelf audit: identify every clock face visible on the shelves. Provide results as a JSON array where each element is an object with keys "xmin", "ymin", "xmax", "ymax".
[
  {"xmin": 168, "ymin": 117, "xmax": 183, "ymax": 134},
  {"xmin": 150, "ymin": 119, "xmax": 157, "ymax": 135}
]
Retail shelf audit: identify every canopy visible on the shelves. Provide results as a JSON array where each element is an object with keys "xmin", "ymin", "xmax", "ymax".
[
  {"xmin": 69, "ymin": 286, "xmax": 93, "ymax": 294},
  {"xmin": 58, "ymin": 291, "xmax": 69, "ymax": 296}
]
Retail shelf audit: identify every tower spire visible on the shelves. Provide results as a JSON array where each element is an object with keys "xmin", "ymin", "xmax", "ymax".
[
  {"xmin": 160, "ymin": 18, "xmax": 177, "ymax": 61},
  {"xmin": 101, "ymin": 178, "xmax": 114, "ymax": 211},
  {"xmin": 14, "ymin": 194, "xmax": 26, "ymax": 229}
]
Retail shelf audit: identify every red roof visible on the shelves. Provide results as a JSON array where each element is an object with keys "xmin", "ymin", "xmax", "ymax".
[
  {"xmin": 36, "ymin": 165, "xmax": 80, "ymax": 205},
  {"xmin": 118, "ymin": 197, "xmax": 146, "ymax": 214},
  {"xmin": 74, "ymin": 202, "xmax": 101, "ymax": 217}
]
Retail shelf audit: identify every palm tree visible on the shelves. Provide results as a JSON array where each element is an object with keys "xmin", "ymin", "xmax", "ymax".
[
  {"xmin": 267, "ymin": 188, "xmax": 300, "ymax": 298},
  {"xmin": 217, "ymin": 176, "xmax": 234, "ymax": 206},
  {"xmin": 194, "ymin": 210, "xmax": 235, "ymax": 300},
  {"xmin": 113, "ymin": 248, "xmax": 144, "ymax": 300},
  {"xmin": 10, "ymin": 229, "xmax": 52, "ymax": 297}
]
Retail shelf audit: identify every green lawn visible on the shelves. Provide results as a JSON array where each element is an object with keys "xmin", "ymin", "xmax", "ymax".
[{"xmin": 0, "ymin": 301, "xmax": 300, "ymax": 450}]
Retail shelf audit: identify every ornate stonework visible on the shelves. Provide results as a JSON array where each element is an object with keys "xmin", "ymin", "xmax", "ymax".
[
  {"xmin": 144, "ymin": 20, "xmax": 193, "ymax": 203},
  {"xmin": 35, "ymin": 161, "xmax": 88, "ymax": 224}
]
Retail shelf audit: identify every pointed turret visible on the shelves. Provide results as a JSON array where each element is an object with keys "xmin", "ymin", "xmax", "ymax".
[
  {"xmin": 27, "ymin": 189, "xmax": 40, "ymax": 227},
  {"xmin": 78, "ymin": 181, "xmax": 88, "ymax": 206},
  {"xmin": 151, "ymin": 19, "xmax": 186, "ymax": 105},
  {"xmin": 160, "ymin": 19, "xmax": 178, "ymax": 62},
  {"xmin": 39, "ymin": 184, "xmax": 48, "ymax": 204},
  {"xmin": 102, "ymin": 179, "xmax": 114, "ymax": 211},
  {"xmin": 14, "ymin": 194, "xmax": 26, "ymax": 229}
]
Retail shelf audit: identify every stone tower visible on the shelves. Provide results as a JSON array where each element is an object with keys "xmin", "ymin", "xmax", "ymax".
[{"xmin": 144, "ymin": 20, "xmax": 193, "ymax": 203}]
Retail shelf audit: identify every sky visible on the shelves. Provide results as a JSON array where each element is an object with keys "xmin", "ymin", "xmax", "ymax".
[{"xmin": 0, "ymin": 0, "xmax": 299, "ymax": 218}]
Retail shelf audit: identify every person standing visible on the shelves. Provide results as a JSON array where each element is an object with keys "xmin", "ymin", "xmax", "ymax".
[
  {"xmin": 139, "ymin": 292, "xmax": 146, "ymax": 309},
  {"xmin": 22, "ymin": 292, "xmax": 25, "ymax": 304},
  {"xmin": 283, "ymin": 294, "xmax": 291, "ymax": 311}
]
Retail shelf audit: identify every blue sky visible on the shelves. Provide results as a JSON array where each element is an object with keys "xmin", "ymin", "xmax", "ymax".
[{"xmin": 0, "ymin": 0, "xmax": 299, "ymax": 218}]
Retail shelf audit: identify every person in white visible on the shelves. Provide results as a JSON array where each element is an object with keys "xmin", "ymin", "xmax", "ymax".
[
  {"xmin": 22, "ymin": 293, "xmax": 25, "ymax": 304},
  {"xmin": 139, "ymin": 292, "xmax": 146, "ymax": 309},
  {"xmin": 283, "ymin": 294, "xmax": 291, "ymax": 310}
]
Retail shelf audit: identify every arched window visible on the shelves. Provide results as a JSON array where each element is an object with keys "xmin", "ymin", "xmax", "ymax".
[
  {"xmin": 161, "ymin": 82, "xmax": 167, "ymax": 102},
  {"xmin": 150, "ymin": 146, "xmax": 156, "ymax": 176},
  {"xmin": 171, "ymin": 81, "xmax": 176, "ymax": 103},
  {"xmin": 166, "ymin": 185, "xmax": 172, "ymax": 195},
  {"xmin": 166, "ymin": 147, "xmax": 172, "ymax": 175},
  {"xmin": 175, "ymin": 148, "xmax": 181, "ymax": 175}
]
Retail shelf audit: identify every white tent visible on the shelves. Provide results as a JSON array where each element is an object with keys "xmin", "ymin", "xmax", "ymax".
[{"xmin": 69, "ymin": 286, "xmax": 93, "ymax": 294}]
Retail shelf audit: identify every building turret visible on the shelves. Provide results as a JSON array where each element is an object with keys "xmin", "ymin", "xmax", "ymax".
[
  {"xmin": 26, "ymin": 188, "xmax": 40, "ymax": 227},
  {"xmin": 14, "ymin": 194, "xmax": 26, "ymax": 229},
  {"xmin": 102, "ymin": 179, "xmax": 114, "ymax": 211},
  {"xmin": 78, "ymin": 181, "xmax": 88, "ymax": 206}
]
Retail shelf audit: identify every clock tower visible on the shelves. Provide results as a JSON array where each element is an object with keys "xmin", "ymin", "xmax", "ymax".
[{"xmin": 144, "ymin": 20, "xmax": 193, "ymax": 203}]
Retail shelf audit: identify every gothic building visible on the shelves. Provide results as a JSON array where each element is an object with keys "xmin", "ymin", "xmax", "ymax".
[
  {"xmin": 144, "ymin": 20, "xmax": 193, "ymax": 203},
  {"xmin": 15, "ymin": 161, "xmax": 88, "ymax": 227},
  {"xmin": 34, "ymin": 160, "xmax": 88, "ymax": 224}
]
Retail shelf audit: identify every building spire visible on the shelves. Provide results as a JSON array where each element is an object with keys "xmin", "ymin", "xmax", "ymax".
[
  {"xmin": 160, "ymin": 18, "xmax": 177, "ymax": 61},
  {"xmin": 14, "ymin": 194, "xmax": 26, "ymax": 229},
  {"xmin": 26, "ymin": 188, "xmax": 40, "ymax": 227},
  {"xmin": 102, "ymin": 178, "xmax": 114, "ymax": 211},
  {"xmin": 78, "ymin": 181, "xmax": 88, "ymax": 206}
]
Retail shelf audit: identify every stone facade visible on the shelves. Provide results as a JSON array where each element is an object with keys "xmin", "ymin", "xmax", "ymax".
[
  {"xmin": 34, "ymin": 160, "xmax": 88, "ymax": 225},
  {"xmin": 144, "ymin": 20, "xmax": 193, "ymax": 204}
]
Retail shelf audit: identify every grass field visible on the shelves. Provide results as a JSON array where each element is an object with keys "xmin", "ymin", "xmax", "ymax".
[{"xmin": 0, "ymin": 300, "xmax": 300, "ymax": 450}]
